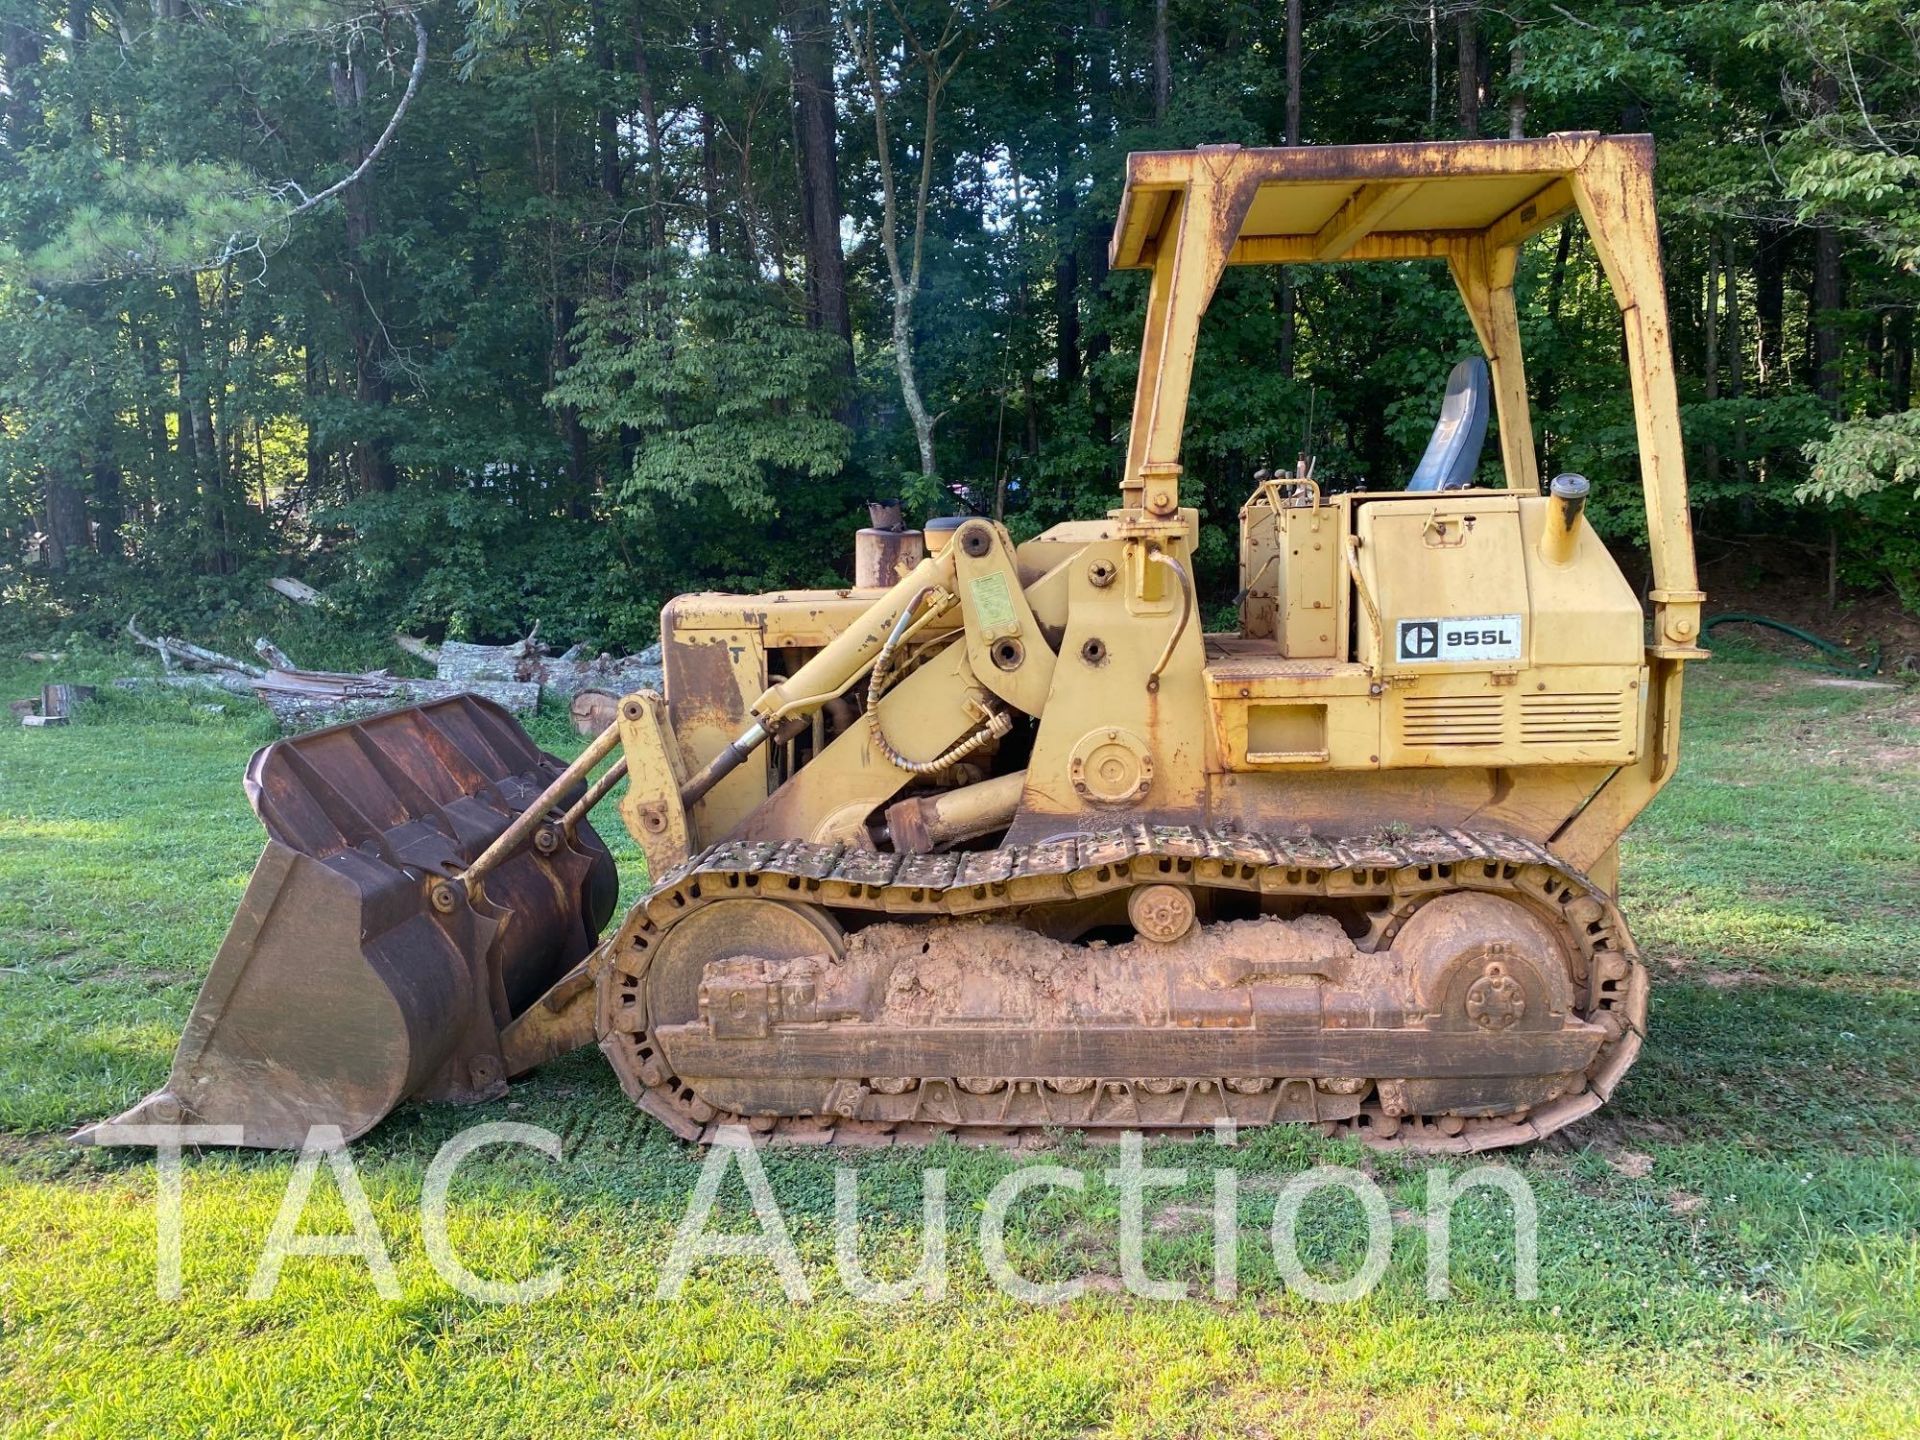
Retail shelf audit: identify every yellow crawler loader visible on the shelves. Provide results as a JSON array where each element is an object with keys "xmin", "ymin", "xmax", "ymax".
[{"xmin": 86, "ymin": 134, "xmax": 1705, "ymax": 1154}]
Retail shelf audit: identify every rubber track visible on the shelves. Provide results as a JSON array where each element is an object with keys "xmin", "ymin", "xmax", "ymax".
[{"xmin": 599, "ymin": 826, "xmax": 1648, "ymax": 1154}]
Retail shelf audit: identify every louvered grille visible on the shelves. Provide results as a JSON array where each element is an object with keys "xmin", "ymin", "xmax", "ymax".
[
  {"xmin": 1399, "ymin": 694, "xmax": 1505, "ymax": 747},
  {"xmin": 1521, "ymin": 691, "xmax": 1627, "ymax": 745}
]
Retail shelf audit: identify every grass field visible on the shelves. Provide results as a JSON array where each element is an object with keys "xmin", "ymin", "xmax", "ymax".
[{"xmin": 1, "ymin": 657, "xmax": 1916, "ymax": 1438}]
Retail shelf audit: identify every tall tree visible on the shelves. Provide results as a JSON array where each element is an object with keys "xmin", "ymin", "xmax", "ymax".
[
  {"xmin": 786, "ymin": 1, "xmax": 853, "ymax": 367},
  {"xmin": 845, "ymin": 0, "xmax": 976, "ymax": 483},
  {"xmin": 1153, "ymin": 0, "xmax": 1170, "ymax": 122},
  {"xmin": 1455, "ymin": 2, "xmax": 1480, "ymax": 138}
]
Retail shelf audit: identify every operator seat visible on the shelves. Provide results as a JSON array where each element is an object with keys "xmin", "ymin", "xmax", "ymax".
[{"xmin": 1406, "ymin": 356, "xmax": 1491, "ymax": 491}]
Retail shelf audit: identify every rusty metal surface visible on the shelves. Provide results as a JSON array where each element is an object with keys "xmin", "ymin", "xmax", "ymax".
[
  {"xmin": 597, "ymin": 825, "xmax": 1645, "ymax": 1153},
  {"xmin": 82, "ymin": 695, "xmax": 618, "ymax": 1149}
]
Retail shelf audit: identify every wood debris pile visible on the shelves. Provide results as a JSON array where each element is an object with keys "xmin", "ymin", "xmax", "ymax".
[{"xmin": 99, "ymin": 614, "xmax": 662, "ymax": 732}]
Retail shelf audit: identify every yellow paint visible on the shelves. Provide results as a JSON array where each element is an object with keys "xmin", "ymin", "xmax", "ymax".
[{"xmin": 609, "ymin": 135, "xmax": 1698, "ymax": 879}]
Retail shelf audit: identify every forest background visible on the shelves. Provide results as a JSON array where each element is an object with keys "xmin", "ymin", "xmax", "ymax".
[{"xmin": 2, "ymin": 0, "xmax": 1916, "ymax": 660}]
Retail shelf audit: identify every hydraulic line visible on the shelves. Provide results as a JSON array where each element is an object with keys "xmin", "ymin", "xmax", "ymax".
[{"xmin": 866, "ymin": 588, "xmax": 1012, "ymax": 775}]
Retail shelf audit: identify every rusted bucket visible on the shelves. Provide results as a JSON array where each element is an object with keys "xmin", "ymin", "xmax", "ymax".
[{"xmin": 77, "ymin": 694, "xmax": 617, "ymax": 1148}]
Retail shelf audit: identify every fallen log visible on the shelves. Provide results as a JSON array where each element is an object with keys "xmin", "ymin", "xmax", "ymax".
[
  {"xmin": 536, "ymin": 642, "xmax": 663, "ymax": 701},
  {"xmin": 118, "ymin": 622, "xmax": 540, "ymax": 730},
  {"xmin": 425, "ymin": 631, "xmax": 662, "ymax": 700},
  {"xmin": 569, "ymin": 688, "xmax": 620, "ymax": 736},
  {"xmin": 18, "ymin": 683, "xmax": 96, "ymax": 727},
  {"xmin": 126, "ymin": 615, "xmax": 267, "ymax": 678},
  {"xmin": 268, "ymin": 577, "xmax": 327, "ymax": 608},
  {"xmin": 252, "ymin": 672, "xmax": 539, "ymax": 729},
  {"xmin": 253, "ymin": 636, "xmax": 298, "ymax": 670},
  {"xmin": 114, "ymin": 674, "xmax": 259, "ymax": 698},
  {"xmin": 436, "ymin": 636, "xmax": 543, "ymax": 684}
]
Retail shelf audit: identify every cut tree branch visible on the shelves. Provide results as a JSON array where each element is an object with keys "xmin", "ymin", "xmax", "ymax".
[{"xmin": 285, "ymin": 7, "xmax": 429, "ymax": 220}]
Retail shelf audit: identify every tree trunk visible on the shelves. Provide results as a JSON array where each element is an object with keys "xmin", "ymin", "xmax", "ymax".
[
  {"xmin": 1153, "ymin": 0, "xmax": 1169, "ymax": 122},
  {"xmin": 1811, "ymin": 72, "xmax": 1844, "ymax": 416},
  {"xmin": 1277, "ymin": 0, "xmax": 1302, "ymax": 380},
  {"xmin": 1083, "ymin": 0, "xmax": 1114, "ymax": 449},
  {"xmin": 1754, "ymin": 221, "xmax": 1787, "ymax": 389},
  {"xmin": 66, "ymin": 0, "xmax": 90, "ymax": 134},
  {"xmin": 786, "ymin": 2, "xmax": 851, "ymax": 369},
  {"xmin": 137, "ymin": 323, "xmax": 171, "ymax": 517},
  {"xmin": 176, "ymin": 273, "xmax": 229, "ymax": 565},
  {"xmin": 5, "ymin": 15, "xmax": 88, "ymax": 572},
  {"xmin": 590, "ymin": 0, "xmax": 621, "ymax": 202},
  {"xmin": 1546, "ymin": 223, "xmax": 1572, "ymax": 322},
  {"xmin": 1053, "ymin": 36, "xmax": 1079, "ymax": 388},
  {"xmin": 1701, "ymin": 226, "xmax": 1721, "ymax": 488},
  {"xmin": 90, "ymin": 318, "xmax": 122, "ymax": 561},
  {"xmin": 1723, "ymin": 228, "xmax": 1747, "ymax": 483},
  {"xmin": 1812, "ymin": 223, "xmax": 1843, "ymax": 414},
  {"xmin": 1427, "ymin": 4, "xmax": 1439, "ymax": 133},
  {"xmin": 1455, "ymin": 5, "xmax": 1479, "ymax": 138},
  {"xmin": 1506, "ymin": 32, "xmax": 1524, "ymax": 138},
  {"xmin": 845, "ymin": 5, "xmax": 957, "ymax": 482},
  {"xmin": 1284, "ymin": 0, "xmax": 1302, "ymax": 144},
  {"xmin": 0, "ymin": 14, "xmax": 43, "ymax": 150},
  {"xmin": 70, "ymin": 5, "xmax": 119, "ymax": 556},
  {"xmin": 698, "ymin": 22, "xmax": 725, "ymax": 257},
  {"xmin": 1704, "ymin": 231, "xmax": 1720, "ymax": 402},
  {"xmin": 42, "ymin": 477, "xmax": 87, "ymax": 570},
  {"xmin": 633, "ymin": 38, "xmax": 668, "ymax": 254},
  {"xmin": 332, "ymin": 53, "xmax": 396, "ymax": 495},
  {"xmin": 1888, "ymin": 306, "xmax": 1913, "ymax": 412},
  {"xmin": 1720, "ymin": 231, "xmax": 1742, "ymax": 398},
  {"xmin": 87, "ymin": 440, "xmax": 121, "ymax": 558},
  {"xmin": 302, "ymin": 339, "xmax": 326, "ymax": 494},
  {"xmin": 552, "ymin": 291, "xmax": 591, "ymax": 511}
]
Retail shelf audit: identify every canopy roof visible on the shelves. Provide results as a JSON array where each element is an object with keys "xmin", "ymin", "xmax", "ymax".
[
  {"xmin": 1105, "ymin": 133, "xmax": 1697, "ymax": 653},
  {"xmin": 1108, "ymin": 133, "xmax": 1633, "ymax": 271}
]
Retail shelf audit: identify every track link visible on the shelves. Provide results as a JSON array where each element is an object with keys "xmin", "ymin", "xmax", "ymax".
[{"xmin": 594, "ymin": 826, "xmax": 1647, "ymax": 1153}]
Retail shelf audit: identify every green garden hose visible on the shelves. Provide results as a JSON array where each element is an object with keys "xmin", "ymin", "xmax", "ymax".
[{"xmin": 1701, "ymin": 612, "xmax": 1883, "ymax": 675}]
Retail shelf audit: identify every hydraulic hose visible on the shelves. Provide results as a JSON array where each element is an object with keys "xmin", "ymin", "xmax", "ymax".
[{"xmin": 866, "ymin": 588, "xmax": 1012, "ymax": 775}]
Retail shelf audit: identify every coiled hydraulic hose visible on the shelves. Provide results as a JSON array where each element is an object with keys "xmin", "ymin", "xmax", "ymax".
[{"xmin": 867, "ymin": 588, "xmax": 1013, "ymax": 774}]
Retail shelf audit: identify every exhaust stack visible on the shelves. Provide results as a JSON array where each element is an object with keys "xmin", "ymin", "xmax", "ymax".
[{"xmin": 1539, "ymin": 472, "xmax": 1590, "ymax": 567}]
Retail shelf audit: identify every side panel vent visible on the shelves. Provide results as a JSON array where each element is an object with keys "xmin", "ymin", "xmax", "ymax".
[
  {"xmin": 1399, "ymin": 694, "xmax": 1506, "ymax": 748},
  {"xmin": 1521, "ymin": 691, "xmax": 1627, "ymax": 746}
]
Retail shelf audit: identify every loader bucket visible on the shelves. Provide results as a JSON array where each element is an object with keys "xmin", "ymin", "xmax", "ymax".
[{"xmin": 77, "ymin": 694, "xmax": 618, "ymax": 1149}]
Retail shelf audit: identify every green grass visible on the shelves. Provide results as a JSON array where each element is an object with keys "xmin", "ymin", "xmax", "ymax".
[{"xmin": 1, "ymin": 657, "xmax": 1917, "ymax": 1438}]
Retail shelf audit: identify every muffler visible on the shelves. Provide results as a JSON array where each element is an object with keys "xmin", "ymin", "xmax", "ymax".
[{"xmin": 75, "ymin": 694, "xmax": 618, "ymax": 1148}]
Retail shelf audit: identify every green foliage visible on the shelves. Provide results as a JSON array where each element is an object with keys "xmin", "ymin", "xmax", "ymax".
[
  {"xmin": 320, "ymin": 487, "xmax": 657, "ymax": 649},
  {"xmin": 550, "ymin": 258, "xmax": 852, "ymax": 520},
  {"xmin": 13, "ymin": 157, "xmax": 289, "ymax": 283},
  {"xmin": 1, "ymin": 0, "xmax": 1918, "ymax": 653},
  {"xmin": 1754, "ymin": 0, "xmax": 1920, "ymax": 269},
  {"xmin": 1802, "ymin": 410, "xmax": 1920, "ymax": 503}
]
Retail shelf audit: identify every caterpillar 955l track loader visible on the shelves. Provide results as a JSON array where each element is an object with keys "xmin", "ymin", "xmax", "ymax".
[{"xmin": 87, "ymin": 133, "xmax": 1706, "ymax": 1154}]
